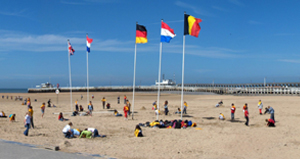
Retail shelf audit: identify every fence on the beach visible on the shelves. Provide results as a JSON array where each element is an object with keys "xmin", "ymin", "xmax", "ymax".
[{"xmin": 28, "ymin": 84, "xmax": 300, "ymax": 95}]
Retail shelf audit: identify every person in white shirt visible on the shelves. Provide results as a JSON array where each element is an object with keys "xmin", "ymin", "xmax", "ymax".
[
  {"xmin": 86, "ymin": 128, "xmax": 102, "ymax": 137},
  {"xmin": 62, "ymin": 122, "xmax": 73, "ymax": 138},
  {"xmin": 219, "ymin": 113, "xmax": 225, "ymax": 120},
  {"xmin": 23, "ymin": 113, "xmax": 31, "ymax": 136}
]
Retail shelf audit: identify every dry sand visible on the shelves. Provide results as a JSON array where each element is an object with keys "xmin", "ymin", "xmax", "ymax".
[{"xmin": 0, "ymin": 92, "xmax": 299, "ymax": 159}]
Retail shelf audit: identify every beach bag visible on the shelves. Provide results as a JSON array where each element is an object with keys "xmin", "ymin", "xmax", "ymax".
[
  {"xmin": 188, "ymin": 121, "xmax": 192, "ymax": 127},
  {"xmin": 175, "ymin": 122, "xmax": 181, "ymax": 129}
]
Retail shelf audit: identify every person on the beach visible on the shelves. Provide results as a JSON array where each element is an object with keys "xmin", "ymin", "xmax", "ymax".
[
  {"xmin": 72, "ymin": 128, "xmax": 81, "ymax": 137},
  {"xmin": 243, "ymin": 103, "xmax": 248, "ymax": 113},
  {"xmin": 23, "ymin": 112, "xmax": 31, "ymax": 136},
  {"xmin": 79, "ymin": 129, "xmax": 92, "ymax": 138},
  {"xmin": 85, "ymin": 128, "xmax": 102, "ymax": 137},
  {"xmin": 124, "ymin": 95, "xmax": 127, "ymax": 104},
  {"xmin": 47, "ymin": 99, "xmax": 51, "ymax": 107},
  {"xmin": 152, "ymin": 101, "xmax": 157, "ymax": 110},
  {"xmin": 79, "ymin": 105, "xmax": 84, "ymax": 111},
  {"xmin": 92, "ymin": 95, "xmax": 94, "ymax": 99},
  {"xmin": 27, "ymin": 97, "xmax": 31, "ymax": 108},
  {"xmin": 215, "ymin": 100, "xmax": 223, "ymax": 107},
  {"xmin": 155, "ymin": 109, "xmax": 161, "ymax": 115},
  {"xmin": 0, "ymin": 111, "xmax": 6, "ymax": 117},
  {"xmin": 114, "ymin": 109, "xmax": 122, "ymax": 116},
  {"xmin": 164, "ymin": 100, "xmax": 169, "ymax": 115},
  {"xmin": 175, "ymin": 108, "xmax": 181, "ymax": 114},
  {"xmin": 9, "ymin": 114, "xmax": 15, "ymax": 122},
  {"xmin": 75, "ymin": 100, "xmax": 79, "ymax": 111},
  {"xmin": 219, "ymin": 113, "xmax": 225, "ymax": 120},
  {"xmin": 106, "ymin": 103, "xmax": 110, "ymax": 109},
  {"xmin": 266, "ymin": 118, "xmax": 275, "ymax": 127},
  {"xmin": 28, "ymin": 106, "xmax": 34, "ymax": 129},
  {"xmin": 267, "ymin": 106, "xmax": 275, "ymax": 121},
  {"xmin": 126, "ymin": 100, "xmax": 131, "ymax": 116},
  {"xmin": 244, "ymin": 107, "xmax": 249, "ymax": 126},
  {"xmin": 258, "ymin": 100, "xmax": 263, "ymax": 115},
  {"xmin": 101, "ymin": 97, "xmax": 106, "ymax": 109},
  {"xmin": 231, "ymin": 103, "xmax": 236, "ymax": 120},
  {"xmin": 117, "ymin": 96, "xmax": 120, "ymax": 104},
  {"xmin": 58, "ymin": 112, "xmax": 68, "ymax": 121},
  {"xmin": 123, "ymin": 104, "xmax": 129, "ymax": 120},
  {"xmin": 41, "ymin": 102, "xmax": 45, "ymax": 118},
  {"xmin": 134, "ymin": 125, "xmax": 143, "ymax": 137},
  {"xmin": 183, "ymin": 101, "xmax": 188, "ymax": 114},
  {"xmin": 72, "ymin": 110, "xmax": 79, "ymax": 116},
  {"xmin": 81, "ymin": 94, "xmax": 83, "ymax": 100},
  {"xmin": 62, "ymin": 122, "xmax": 73, "ymax": 138},
  {"xmin": 88, "ymin": 101, "xmax": 93, "ymax": 116}
]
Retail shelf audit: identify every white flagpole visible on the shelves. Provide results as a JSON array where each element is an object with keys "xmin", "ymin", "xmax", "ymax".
[
  {"xmin": 68, "ymin": 40, "xmax": 73, "ymax": 112},
  {"xmin": 157, "ymin": 43, "xmax": 163, "ymax": 120},
  {"xmin": 132, "ymin": 43, "xmax": 137, "ymax": 120},
  {"xmin": 181, "ymin": 35, "xmax": 186, "ymax": 120},
  {"xmin": 86, "ymin": 34, "xmax": 89, "ymax": 105},
  {"xmin": 156, "ymin": 19, "xmax": 164, "ymax": 120}
]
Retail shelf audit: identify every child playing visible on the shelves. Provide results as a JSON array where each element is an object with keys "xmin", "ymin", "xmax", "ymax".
[
  {"xmin": 258, "ymin": 100, "xmax": 263, "ymax": 115},
  {"xmin": 164, "ymin": 101, "xmax": 169, "ymax": 115},
  {"xmin": 183, "ymin": 101, "xmax": 188, "ymax": 114},
  {"xmin": 123, "ymin": 104, "xmax": 129, "ymax": 120},
  {"xmin": 41, "ymin": 102, "xmax": 45, "ymax": 118},
  {"xmin": 114, "ymin": 109, "xmax": 122, "ymax": 116},
  {"xmin": 244, "ymin": 107, "xmax": 249, "ymax": 126},
  {"xmin": 58, "ymin": 112, "xmax": 68, "ymax": 121},
  {"xmin": 9, "ymin": 114, "xmax": 16, "ymax": 122},
  {"xmin": 219, "ymin": 113, "xmax": 225, "ymax": 120}
]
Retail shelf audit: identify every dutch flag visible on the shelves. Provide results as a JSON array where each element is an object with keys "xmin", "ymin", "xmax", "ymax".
[
  {"xmin": 160, "ymin": 22, "xmax": 176, "ymax": 43},
  {"xmin": 86, "ymin": 35, "xmax": 93, "ymax": 53}
]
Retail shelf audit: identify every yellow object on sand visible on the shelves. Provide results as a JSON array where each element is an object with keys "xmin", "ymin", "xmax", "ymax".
[{"xmin": 195, "ymin": 128, "xmax": 202, "ymax": 130}]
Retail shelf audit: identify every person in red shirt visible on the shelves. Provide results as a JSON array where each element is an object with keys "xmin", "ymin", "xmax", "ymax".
[
  {"xmin": 123, "ymin": 104, "xmax": 129, "ymax": 120},
  {"xmin": 230, "ymin": 103, "xmax": 236, "ymax": 120},
  {"xmin": 265, "ymin": 118, "xmax": 275, "ymax": 127},
  {"xmin": 244, "ymin": 107, "xmax": 249, "ymax": 126},
  {"xmin": 243, "ymin": 103, "xmax": 248, "ymax": 113}
]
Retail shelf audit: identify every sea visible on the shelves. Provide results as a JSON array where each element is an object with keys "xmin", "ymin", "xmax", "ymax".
[{"xmin": 0, "ymin": 89, "xmax": 28, "ymax": 93}]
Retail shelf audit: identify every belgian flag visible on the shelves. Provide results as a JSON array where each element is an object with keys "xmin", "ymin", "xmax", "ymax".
[
  {"xmin": 136, "ymin": 24, "xmax": 147, "ymax": 43},
  {"xmin": 184, "ymin": 14, "xmax": 202, "ymax": 37}
]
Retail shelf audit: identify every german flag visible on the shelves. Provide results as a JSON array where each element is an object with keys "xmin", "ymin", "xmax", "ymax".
[
  {"xmin": 136, "ymin": 24, "xmax": 147, "ymax": 43},
  {"xmin": 184, "ymin": 14, "xmax": 202, "ymax": 37}
]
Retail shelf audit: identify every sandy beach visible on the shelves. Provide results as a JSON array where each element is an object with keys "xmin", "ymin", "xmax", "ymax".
[{"xmin": 0, "ymin": 92, "xmax": 299, "ymax": 159}]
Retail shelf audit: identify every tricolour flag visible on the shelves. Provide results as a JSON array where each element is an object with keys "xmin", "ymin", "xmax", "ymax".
[
  {"xmin": 184, "ymin": 14, "xmax": 202, "ymax": 37},
  {"xmin": 136, "ymin": 24, "xmax": 147, "ymax": 44},
  {"xmin": 161, "ymin": 21, "xmax": 176, "ymax": 43},
  {"xmin": 68, "ymin": 41, "xmax": 75, "ymax": 55},
  {"xmin": 86, "ymin": 35, "xmax": 93, "ymax": 53}
]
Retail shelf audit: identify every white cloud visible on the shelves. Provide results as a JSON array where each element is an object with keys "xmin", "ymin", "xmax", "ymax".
[{"xmin": 278, "ymin": 59, "xmax": 300, "ymax": 64}]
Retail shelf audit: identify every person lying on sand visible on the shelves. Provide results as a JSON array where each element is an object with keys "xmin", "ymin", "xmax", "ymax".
[
  {"xmin": 0, "ymin": 111, "xmax": 7, "ymax": 118},
  {"xmin": 114, "ymin": 110, "xmax": 122, "ymax": 116},
  {"xmin": 175, "ymin": 108, "xmax": 181, "ymax": 114}
]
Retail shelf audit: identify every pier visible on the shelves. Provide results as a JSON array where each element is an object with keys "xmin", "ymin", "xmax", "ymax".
[{"xmin": 28, "ymin": 82, "xmax": 300, "ymax": 95}]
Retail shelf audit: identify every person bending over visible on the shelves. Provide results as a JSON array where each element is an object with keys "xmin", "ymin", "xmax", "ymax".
[{"xmin": 134, "ymin": 125, "xmax": 143, "ymax": 137}]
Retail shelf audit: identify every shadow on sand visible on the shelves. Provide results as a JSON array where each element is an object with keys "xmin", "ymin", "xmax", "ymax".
[{"xmin": 202, "ymin": 117, "xmax": 216, "ymax": 120}]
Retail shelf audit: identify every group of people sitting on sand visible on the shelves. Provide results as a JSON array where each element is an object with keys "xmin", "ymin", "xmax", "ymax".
[
  {"xmin": 217, "ymin": 100, "xmax": 276, "ymax": 127},
  {"xmin": 62, "ymin": 122, "xmax": 106, "ymax": 139}
]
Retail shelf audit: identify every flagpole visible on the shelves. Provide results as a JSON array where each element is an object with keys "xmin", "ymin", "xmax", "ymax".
[
  {"xmin": 157, "ymin": 19, "xmax": 164, "ymax": 120},
  {"xmin": 68, "ymin": 40, "xmax": 73, "ymax": 112},
  {"xmin": 132, "ymin": 42, "xmax": 137, "ymax": 120},
  {"xmin": 86, "ymin": 34, "xmax": 89, "ymax": 105},
  {"xmin": 181, "ymin": 35, "xmax": 186, "ymax": 120}
]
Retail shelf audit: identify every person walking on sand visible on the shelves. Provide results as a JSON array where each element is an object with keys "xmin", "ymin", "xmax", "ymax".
[
  {"xmin": 244, "ymin": 107, "xmax": 249, "ymax": 126},
  {"xmin": 23, "ymin": 112, "xmax": 31, "ymax": 136},
  {"xmin": 88, "ymin": 101, "xmax": 93, "ymax": 116},
  {"xmin": 81, "ymin": 94, "xmax": 83, "ymax": 100},
  {"xmin": 101, "ymin": 97, "xmax": 106, "ymax": 109},
  {"xmin": 231, "ymin": 103, "xmax": 236, "ymax": 120},
  {"xmin": 124, "ymin": 95, "xmax": 127, "ymax": 104},
  {"xmin": 28, "ymin": 106, "xmax": 34, "ymax": 129},
  {"xmin": 258, "ymin": 100, "xmax": 263, "ymax": 115},
  {"xmin": 183, "ymin": 101, "xmax": 188, "ymax": 114},
  {"xmin": 123, "ymin": 104, "xmax": 129, "ymax": 120},
  {"xmin": 75, "ymin": 100, "xmax": 79, "ymax": 111},
  {"xmin": 117, "ymin": 96, "xmax": 120, "ymax": 104},
  {"xmin": 27, "ymin": 97, "xmax": 31, "ymax": 108},
  {"xmin": 243, "ymin": 103, "xmax": 248, "ymax": 113},
  {"xmin": 164, "ymin": 100, "xmax": 169, "ymax": 115},
  {"xmin": 41, "ymin": 102, "xmax": 45, "ymax": 118}
]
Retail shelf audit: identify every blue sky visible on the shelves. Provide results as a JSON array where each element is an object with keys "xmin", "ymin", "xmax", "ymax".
[{"xmin": 1, "ymin": 0, "xmax": 300, "ymax": 88}]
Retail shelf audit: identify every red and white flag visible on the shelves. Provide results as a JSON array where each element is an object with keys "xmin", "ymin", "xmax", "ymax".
[{"xmin": 68, "ymin": 41, "xmax": 75, "ymax": 55}]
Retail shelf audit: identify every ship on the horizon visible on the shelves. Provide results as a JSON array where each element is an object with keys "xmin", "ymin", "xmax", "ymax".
[
  {"xmin": 36, "ymin": 82, "xmax": 54, "ymax": 88},
  {"xmin": 155, "ymin": 79, "xmax": 176, "ymax": 86}
]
